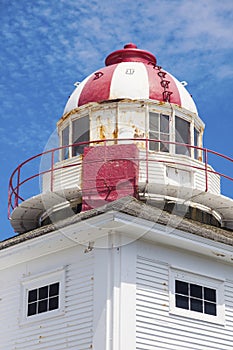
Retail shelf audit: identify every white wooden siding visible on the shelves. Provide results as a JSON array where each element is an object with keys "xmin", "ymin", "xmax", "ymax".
[
  {"xmin": 136, "ymin": 255, "xmax": 233, "ymax": 350},
  {"xmin": 0, "ymin": 247, "xmax": 94, "ymax": 349},
  {"xmin": 42, "ymin": 149, "xmax": 220, "ymax": 197},
  {"xmin": 42, "ymin": 156, "xmax": 82, "ymax": 193},
  {"xmin": 194, "ymin": 164, "xmax": 220, "ymax": 194},
  {"xmin": 224, "ymin": 279, "xmax": 233, "ymax": 328}
]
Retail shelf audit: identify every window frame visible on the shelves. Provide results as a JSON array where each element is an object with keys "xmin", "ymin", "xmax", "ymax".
[
  {"xmin": 194, "ymin": 126, "xmax": 201, "ymax": 160},
  {"xmin": 27, "ymin": 281, "xmax": 60, "ymax": 317},
  {"xmin": 20, "ymin": 267, "xmax": 65, "ymax": 325},
  {"xmin": 60, "ymin": 122, "xmax": 70, "ymax": 160},
  {"xmin": 149, "ymin": 112, "xmax": 170, "ymax": 152},
  {"xmin": 148, "ymin": 108, "xmax": 203, "ymax": 160},
  {"xmin": 175, "ymin": 115, "xmax": 191, "ymax": 156},
  {"xmin": 72, "ymin": 115, "xmax": 90, "ymax": 156},
  {"xmin": 169, "ymin": 268, "xmax": 225, "ymax": 324}
]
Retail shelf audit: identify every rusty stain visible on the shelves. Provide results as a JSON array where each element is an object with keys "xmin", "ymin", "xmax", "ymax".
[
  {"xmin": 112, "ymin": 126, "xmax": 118, "ymax": 139},
  {"xmin": 133, "ymin": 124, "xmax": 145, "ymax": 149},
  {"xmin": 99, "ymin": 125, "xmax": 106, "ymax": 139},
  {"xmin": 135, "ymin": 141, "xmax": 146, "ymax": 149},
  {"xmin": 134, "ymin": 127, "xmax": 145, "ymax": 139},
  {"xmin": 96, "ymin": 115, "xmax": 107, "ymax": 140},
  {"xmin": 158, "ymin": 101, "xmax": 166, "ymax": 105}
]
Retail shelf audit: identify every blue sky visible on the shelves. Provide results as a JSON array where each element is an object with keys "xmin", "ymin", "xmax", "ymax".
[{"xmin": 1, "ymin": 0, "xmax": 233, "ymax": 240}]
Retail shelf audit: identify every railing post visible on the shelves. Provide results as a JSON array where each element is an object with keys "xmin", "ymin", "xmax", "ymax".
[
  {"xmin": 104, "ymin": 139, "xmax": 107, "ymax": 162},
  {"xmin": 146, "ymin": 138, "xmax": 149, "ymax": 185},
  {"xmin": 14, "ymin": 166, "xmax": 21, "ymax": 208},
  {"xmin": 7, "ymin": 190, "xmax": 10, "ymax": 218},
  {"xmin": 51, "ymin": 150, "xmax": 55, "ymax": 192},
  {"xmin": 204, "ymin": 148, "xmax": 208, "ymax": 192}
]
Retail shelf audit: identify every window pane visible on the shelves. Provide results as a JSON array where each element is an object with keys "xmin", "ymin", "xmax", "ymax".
[
  {"xmin": 28, "ymin": 302, "xmax": 37, "ymax": 316},
  {"xmin": 204, "ymin": 287, "xmax": 216, "ymax": 302},
  {"xmin": 38, "ymin": 299, "xmax": 48, "ymax": 313},
  {"xmin": 62, "ymin": 126, "xmax": 69, "ymax": 160},
  {"xmin": 49, "ymin": 296, "xmax": 59, "ymax": 311},
  {"xmin": 190, "ymin": 284, "xmax": 202, "ymax": 299},
  {"xmin": 176, "ymin": 295, "xmax": 189, "ymax": 309},
  {"xmin": 194, "ymin": 127, "xmax": 199, "ymax": 159},
  {"xmin": 175, "ymin": 280, "xmax": 188, "ymax": 295},
  {"xmin": 39, "ymin": 286, "xmax": 48, "ymax": 300},
  {"xmin": 204, "ymin": 301, "xmax": 217, "ymax": 316},
  {"xmin": 160, "ymin": 114, "xmax": 169, "ymax": 133},
  {"xmin": 175, "ymin": 117, "xmax": 190, "ymax": 155},
  {"xmin": 149, "ymin": 112, "xmax": 159, "ymax": 131},
  {"xmin": 191, "ymin": 298, "xmax": 203, "ymax": 312},
  {"xmin": 160, "ymin": 134, "xmax": 169, "ymax": 152},
  {"xmin": 28, "ymin": 289, "xmax": 37, "ymax": 302},
  {"xmin": 194, "ymin": 128, "xmax": 199, "ymax": 146},
  {"xmin": 49, "ymin": 282, "xmax": 59, "ymax": 297},
  {"xmin": 149, "ymin": 132, "xmax": 159, "ymax": 151},
  {"xmin": 72, "ymin": 116, "xmax": 89, "ymax": 156}
]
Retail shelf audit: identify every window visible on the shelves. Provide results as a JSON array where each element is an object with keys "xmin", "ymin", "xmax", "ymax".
[
  {"xmin": 62, "ymin": 125, "xmax": 69, "ymax": 160},
  {"xmin": 27, "ymin": 282, "xmax": 60, "ymax": 317},
  {"xmin": 175, "ymin": 280, "xmax": 216, "ymax": 316},
  {"xmin": 175, "ymin": 116, "xmax": 190, "ymax": 155},
  {"xmin": 20, "ymin": 268, "xmax": 65, "ymax": 324},
  {"xmin": 72, "ymin": 116, "xmax": 89, "ymax": 156},
  {"xmin": 194, "ymin": 127, "xmax": 200, "ymax": 160},
  {"xmin": 149, "ymin": 112, "xmax": 169, "ymax": 152},
  {"xmin": 170, "ymin": 269, "xmax": 225, "ymax": 324}
]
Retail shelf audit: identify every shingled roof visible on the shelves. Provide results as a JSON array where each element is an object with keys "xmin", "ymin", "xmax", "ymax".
[{"xmin": 1, "ymin": 196, "xmax": 233, "ymax": 251}]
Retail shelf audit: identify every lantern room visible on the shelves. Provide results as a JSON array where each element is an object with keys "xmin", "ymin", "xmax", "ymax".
[{"xmin": 58, "ymin": 100, "xmax": 203, "ymax": 161}]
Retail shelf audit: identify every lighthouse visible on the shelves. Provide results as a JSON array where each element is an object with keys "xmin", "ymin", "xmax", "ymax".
[{"xmin": 2, "ymin": 44, "xmax": 233, "ymax": 349}]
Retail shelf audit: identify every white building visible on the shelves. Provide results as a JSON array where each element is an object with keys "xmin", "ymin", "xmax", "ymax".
[{"xmin": 2, "ymin": 43, "xmax": 233, "ymax": 349}]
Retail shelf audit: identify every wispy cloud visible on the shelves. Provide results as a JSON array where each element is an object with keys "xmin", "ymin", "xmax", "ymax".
[{"xmin": 0, "ymin": 0, "xmax": 232, "ymax": 149}]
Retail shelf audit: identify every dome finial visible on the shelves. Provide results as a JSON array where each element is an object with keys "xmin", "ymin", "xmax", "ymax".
[
  {"xmin": 105, "ymin": 43, "xmax": 157, "ymax": 66},
  {"xmin": 124, "ymin": 43, "xmax": 138, "ymax": 49}
]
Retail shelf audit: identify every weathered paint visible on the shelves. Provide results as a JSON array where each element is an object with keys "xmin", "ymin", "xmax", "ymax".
[{"xmin": 81, "ymin": 144, "xmax": 139, "ymax": 211}]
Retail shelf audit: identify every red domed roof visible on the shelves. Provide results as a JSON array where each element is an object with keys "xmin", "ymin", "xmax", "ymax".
[{"xmin": 64, "ymin": 44, "xmax": 197, "ymax": 114}]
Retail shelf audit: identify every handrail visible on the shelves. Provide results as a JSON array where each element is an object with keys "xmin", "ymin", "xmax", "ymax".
[{"xmin": 8, "ymin": 138, "xmax": 233, "ymax": 218}]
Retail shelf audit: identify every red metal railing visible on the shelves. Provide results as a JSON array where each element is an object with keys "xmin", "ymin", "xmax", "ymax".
[{"xmin": 8, "ymin": 138, "xmax": 233, "ymax": 218}]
